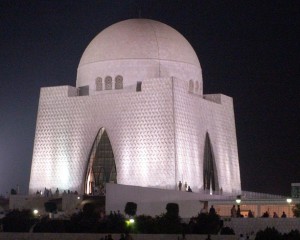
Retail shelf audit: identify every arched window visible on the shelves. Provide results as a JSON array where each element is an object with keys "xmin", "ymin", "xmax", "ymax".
[
  {"xmin": 203, "ymin": 132, "xmax": 219, "ymax": 192},
  {"xmin": 105, "ymin": 76, "xmax": 112, "ymax": 90},
  {"xmin": 195, "ymin": 81, "xmax": 199, "ymax": 92},
  {"xmin": 189, "ymin": 79, "xmax": 194, "ymax": 92},
  {"xmin": 115, "ymin": 75, "xmax": 123, "ymax": 90},
  {"xmin": 95, "ymin": 77, "xmax": 102, "ymax": 91},
  {"xmin": 85, "ymin": 128, "xmax": 117, "ymax": 195},
  {"xmin": 136, "ymin": 81, "xmax": 142, "ymax": 92}
]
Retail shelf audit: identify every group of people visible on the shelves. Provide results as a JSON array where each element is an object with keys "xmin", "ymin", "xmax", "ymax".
[
  {"xmin": 238, "ymin": 233, "xmax": 251, "ymax": 240},
  {"xmin": 231, "ymin": 205, "xmax": 244, "ymax": 218},
  {"xmin": 99, "ymin": 233, "xmax": 133, "ymax": 240},
  {"xmin": 35, "ymin": 187, "xmax": 78, "ymax": 197},
  {"xmin": 178, "ymin": 181, "xmax": 193, "ymax": 192},
  {"xmin": 261, "ymin": 211, "xmax": 287, "ymax": 218},
  {"xmin": 231, "ymin": 205, "xmax": 288, "ymax": 218},
  {"xmin": 199, "ymin": 205, "xmax": 217, "ymax": 215},
  {"xmin": 231, "ymin": 205, "xmax": 257, "ymax": 218}
]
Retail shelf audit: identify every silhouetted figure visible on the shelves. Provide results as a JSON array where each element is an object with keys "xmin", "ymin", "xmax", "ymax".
[
  {"xmin": 237, "ymin": 205, "xmax": 241, "ymax": 217},
  {"xmin": 281, "ymin": 211, "xmax": 287, "ymax": 218},
  {"xmin": 273, "ymin": 212, "xmax": 279, "ymax": 218},
  {"xmin": 248, "ymin": 210, "xmax": 254, "ymax": 218},
  {"xmin": 262, "ymin": 211, "xmax": 269, "ymax": 218},
  {"xmin": 107, "ymin": 234, "xmax": 113, "ymax": 240},
  {"xmin": 188, "ymin": 186, "xmax": 192, "ymax": 192},
  {"xmin": 205, "ymin": 234, "xmax": 212, "ymax": 240},
  {"xmin": 209, "ymin": 205, "xmax": 216, "ymax": 215},
  {"xmin": 178, "ymin": 181, "xmax": 182, "ymax": 191},
  {"xmin": 239, "ymin": 234, "xmax": 245, "ymax": 240},
  {"xmin": 179, "ymin": 233, "xmax": 186, "ymax": 240},
  {"xmin": 10, "ymin": 188, "xmax": 17, "ymax": 195},
  {"xmin": 184, "ymin": 182, "xmax": 188, "ymax": 191},
  {"xmin": 125, "ymin": 232, "xmax": 133, "ymax": 240},
  {"xmin": 231, "ymin": 205, "xmax": 237, "ymax": 217},
  {"xmin": 119, "ymin": 233, "xmax": 125, "ymax": 240}
]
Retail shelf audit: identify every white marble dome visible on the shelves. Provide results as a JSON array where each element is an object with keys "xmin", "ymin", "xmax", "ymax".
[{"xmin": 77, "ymin": 19, "xmax": 202, "ymax": 94}]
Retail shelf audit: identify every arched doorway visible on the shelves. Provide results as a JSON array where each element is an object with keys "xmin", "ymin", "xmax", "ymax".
[
  {"xmin": 85, "ymin": 128, "xmax": 117, "ymax": 195},
  {"xmin": 203, "ymin": 132, "xmax": 219, "ymax": 192}
]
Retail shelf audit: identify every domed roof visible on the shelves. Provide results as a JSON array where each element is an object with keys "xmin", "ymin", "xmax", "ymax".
[{"xmin": 77, "ymin": 19, "xmax": 202, "ymax": 93}]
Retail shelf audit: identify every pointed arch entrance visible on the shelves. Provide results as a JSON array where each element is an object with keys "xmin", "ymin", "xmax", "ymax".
[
  {"xmin": 203, "ymin": 132, "xmax": 219, "ymax": 192},
  {"xmin": 85, "ymin": 128, "xmax": 117, "ymax": 195}
]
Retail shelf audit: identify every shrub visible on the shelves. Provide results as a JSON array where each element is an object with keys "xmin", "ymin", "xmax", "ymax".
[
  {"xmin": 189, "ymin": 213, "xmax": 221, "ymax": 234},
  {"xmin": 82, "ymin": 203, "xmax": 96, "ymax": 216},
  {"xmin": 34, "ymin": 218, "xmax": 71, "ymax": 232},
  {"xmin": 292, "ymin": 204, "xmax": 300, "ymax": 217},
  {"xmin": 166, "ymin": 203, "xmax": 179, "ymax": 218},
  {"xmin": 283, "ymin": 229, "xmax": 300, "ymax": 240},
  {"xmin": 220, "ymin": 226, "xmax": 235, "ymax": 235},
  {"xmin": 135, "ymin": 215, "xmax": 155, "ymax": 234},
  {"xmin": 255, "ymin": 227, "xmax": 282, "ymax": 240},
  {"xmin": 105, "ymin": 212, "xmax": 126, "ymax": 233},
  {"xmin": 125, "ymin": 202, "xmax": 137, "ymax": 216},
  {"xmin": 44, "ymin": 202, "xmax": 57, "ymax": 213},
  {"xmin": 154, "ymin": 213, "xmax": 182, "ymax": 234},
  {"xmin": 2, "ymin": 209, "xmax": 37, "ymax": 232}
]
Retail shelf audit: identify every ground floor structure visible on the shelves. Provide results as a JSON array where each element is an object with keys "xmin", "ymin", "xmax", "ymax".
[
  {"xmin": 6, "ymin": 183, "xmax": 300, "ymax": 236},
  {"xmin": 0, "ymin": 233, "xmax": 236, "ymax": 240},
  {"xmin": 106, "ymin": 183, "xmax": 297, "ymax": 219}
]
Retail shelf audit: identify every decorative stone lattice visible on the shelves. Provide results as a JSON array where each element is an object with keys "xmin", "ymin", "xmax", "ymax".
[
  {"xmin": 29, "ymin": 78, "xmax": 241, "ymax": 194},
  {"xmin": 115, "ymin": 75, "xmax": 123, "ymax": 90},
  {"xmin": 95, "ymin": 77, "xmax": 102, "ymax": 91},
  {"xmin": 105, "ymin": 76, "xmax": 112, "ymax": 90}
]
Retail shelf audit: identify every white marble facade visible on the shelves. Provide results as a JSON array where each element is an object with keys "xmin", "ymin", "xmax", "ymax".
[{"xmin": 29, "ymin": 19, "xmax": 241, "ymax": 194}]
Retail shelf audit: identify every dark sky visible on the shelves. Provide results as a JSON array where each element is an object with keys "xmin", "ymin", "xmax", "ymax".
[{"xmin": 0, "ymin": 1, "xmax": 299, "ymax": 196}]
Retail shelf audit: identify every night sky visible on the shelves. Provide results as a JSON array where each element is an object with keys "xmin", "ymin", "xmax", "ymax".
[{"xmin": 0, "ymin": 1, "xmax": 299, "ymax": 196}]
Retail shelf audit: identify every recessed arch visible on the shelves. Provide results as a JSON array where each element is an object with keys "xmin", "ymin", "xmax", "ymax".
[
  {"xmin": 195, "ymin": 81, "xmax": 199, "ymax": 92},
  {"xmin": 115, "ymin": 75, "xmax": 123, "ymax": 89},
  {"xmin": 85, "ymin": 128, "xmax": 117, "ymax": 195},
  {"xmin": 95, "ymin": 77, "xmax": 103, "ymax": 91},
  {"xmin": 189, "ymin": 79, "xmax": 194, "ymax": 92},
  {"xmin": 203, "ymin": 132, "xmax": 219, "ymax": 192},
  {"xmin": 105, "ymin": 76, "xmax": 112, "ymax": 90}
]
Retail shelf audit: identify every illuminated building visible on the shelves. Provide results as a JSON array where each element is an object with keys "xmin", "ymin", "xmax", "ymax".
[{"xmin": 29, "ymin": 19, "xmax": 241, "ymax": 194}]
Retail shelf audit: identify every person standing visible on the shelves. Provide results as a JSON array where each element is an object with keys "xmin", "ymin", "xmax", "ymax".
[
  {"xmin": 119, "ymin": 233, "xmax": 125, "ymax": 240},
  {"xmin": 237, "ymin": 205, "xmax": 241, "ymax": 217},
  {"xmin": 239, "ymin": 234, "xmax": 245, "ymax": 240},
  {"xmin": 281, "ymin": 211, "xmax": 287, "ymax": 218},
  {"xmin": 125, "ymin": 232, "xmax": 133, "ymax": 240},
  {"xmin": 205, "ymin": 234, "xmax": 212, "ymax": 240},
  {"xmin": 231, "ymin": 205, "xmax": 237, "ymax": 217},
  {"xmin": 178, "ymin": 181, "xmax": 182, "ymax": 191},
  {"xmin": 248, "ymin": 210, "xmax": 254, "ymax": 218},
  {"xmin": 209, "ymin": 205, "xmax": 216, "ymax": 215}
]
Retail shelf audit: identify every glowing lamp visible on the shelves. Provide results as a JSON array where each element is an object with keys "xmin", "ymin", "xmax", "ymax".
[
  {"xmin": 33, "ymin": 209, "xmax": 39, "ymax": 215},
  {"xmin": 236, "ymin": 195, "xmax": 241, "ymax": 204}
]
